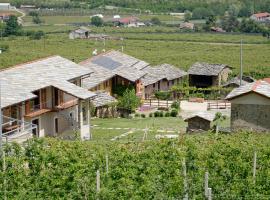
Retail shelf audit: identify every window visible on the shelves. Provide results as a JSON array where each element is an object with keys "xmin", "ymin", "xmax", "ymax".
[{"xmin": 54, "ymin": 118, "xmax": 59, "ymax": 134}]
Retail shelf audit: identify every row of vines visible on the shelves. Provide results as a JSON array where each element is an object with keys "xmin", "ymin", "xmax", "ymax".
[{"xmin": 0, "ymin": 132, "xmax": 269, "ymax": 199}]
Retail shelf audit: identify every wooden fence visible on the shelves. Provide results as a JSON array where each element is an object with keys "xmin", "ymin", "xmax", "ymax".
[
  {"xmin": 207, "ymin": 101, "xmax": 231, "ymax": 110},
  {"xmin": 143, "ymin": 99, "xmax": 173, "ymax": 108}
]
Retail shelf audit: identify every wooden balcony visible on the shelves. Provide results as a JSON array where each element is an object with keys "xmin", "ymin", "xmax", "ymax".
[
  {"xmin": 54, "ymin": 99, "xmax": 78, "ymax": 110},
  {"xmin": 25, "ymin": 108, "xmax": 52, "ymax": 118}
]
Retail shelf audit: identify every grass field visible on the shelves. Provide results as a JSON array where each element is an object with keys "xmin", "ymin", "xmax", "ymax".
[
  {"xmin": 24, "ymin": 15, "xmax": 91, "ymax": 25},
  {"xmin": 91, "ymin": 117, "xmax": 186, "ymax": 142}
]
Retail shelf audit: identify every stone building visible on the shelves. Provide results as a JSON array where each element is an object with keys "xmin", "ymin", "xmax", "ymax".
[
  {"xmin": 184, "ymin": 112, "xmax": 215, "ymax": 133},
  {"xmin": 226, "ymin": 80, "xmax": 270, "ymax": 132},
  {"xmin": 69, "ymin": 27, "xmax": 91, "ymax": 39},
  {"xmin": 188, "ymin": 62, "xmax": 232, "ymax": 88}
]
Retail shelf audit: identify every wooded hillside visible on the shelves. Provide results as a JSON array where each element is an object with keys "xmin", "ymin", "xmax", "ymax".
[{"xmin": 8, "ymin": 0, "xmax": 270, "ymax": 15}]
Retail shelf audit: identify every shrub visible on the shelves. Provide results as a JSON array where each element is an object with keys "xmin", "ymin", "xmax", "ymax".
[
  {"xmin": 0, "ymin": 44, "xmax": 9, "ymax": 52},
  {"xmin": 134, "ymin": 113, "xmax": 140, "ymax": 118},
  {"xmin": 141, "ymin": 114, "xmax": 146, "ymax": 118},
  {"xmin": 158, "ymin": 107, "xmax": 169, "ymax": 111},
  {"xmin": 171, "ymin": 101, "xmax": 180, "ymax": 110},
  {"xmin": 165, "ymin": 112, "xmax": 171, "ymax": 117},
  {"xmin": 154, "ymin": 111, "xmax": 160, "ymax": 117},
  {"xmin": 149, "ymin": 113, "xmax": 153, "ymax": 117},
  {"xmin": 29, "ymin": 31, "xmax": 45, "ymax": 40},
  {"xmin": 154, "ymin": 91, "xmax": 171, "ymax": 100},
  {"xmin": 170, "ymin": 109, "xmax": 178, "ymax": 117},
  {"xmin": 159, "ymin": 111, "xmax": 164, "ymax": 117}
]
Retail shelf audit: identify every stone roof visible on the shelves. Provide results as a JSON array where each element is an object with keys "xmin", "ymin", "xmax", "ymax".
[
  {"xmin": 223, "ymin": 77, "xmax": 249, "ymax": 87},
  {"xmin": 0, "ymin": 56, "xmax": 96, "ymax": 108},
  {"xmin": 183, "ymin": 112, "xmax": 215, "ymax": 122},
  {"xmin": 188, "ymin": 62, "xmax": 230, "ymax": 76},
  {"xmin": 73, "ymin": 26, "xmax": 91, "ymax": 34},
  {"xmin": 91, "ymin": 91, "xmax": 117, "ymax": 108},
  {"xmin": 80, "ymin": 50, "xmax": 149, "ymax": 87},
  {"xmin": 141, "ymin": 64, "xmax": 187, "ymax": 86},
  {"xmin": 226, "ymin": 80, "xmax": 270, "ymax": 100}
]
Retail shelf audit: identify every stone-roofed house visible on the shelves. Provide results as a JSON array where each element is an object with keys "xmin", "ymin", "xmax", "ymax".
[
  {"xmin": 188, "ymin": 62, "xmax": 232, "ymax": 88},
  {"xmin": 1, "ymin": 56, "xmax": 96, "ymax": 141},
  {"xmin": 91, "ymin": 91, "xmax": 118, "ymax": 118},
  {"xmin": 80, "ymin": 50, "xmax": 149, "ymax": 98},
  {"xmin": 69, "ymin": 27, "xmax": 91, "ymax": 39},
  {"xmin": 184, "ymin": 112, "xmax": 215, "ymax": 133},
  {"xmin": 226, "ymin": 80, "xmax": 270, "ymax": 132},
  {"xmin": 141, "ymin": 64, "xmax": 187, "ymax": 98}
]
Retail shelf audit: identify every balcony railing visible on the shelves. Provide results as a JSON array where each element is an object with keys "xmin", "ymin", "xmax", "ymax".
[
  {"xmin": 25, "ymin": 101, "xmax": 52, "ymax": 118},
  {"xmin": 2, "ymin": 115, "xmax": 37, "ymax": 140}
]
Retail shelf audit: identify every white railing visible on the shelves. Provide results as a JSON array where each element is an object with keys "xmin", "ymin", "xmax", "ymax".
[{"xmin": 2, "ymin": 115, "xmax": 37, "ymax": 138}]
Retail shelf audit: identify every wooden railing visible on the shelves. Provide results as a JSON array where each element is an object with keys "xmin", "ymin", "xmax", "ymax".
[
  {"xmin": 207, "ymin": 101, "xmax": 231, "ymax": 110},
  {"xmin": 143, "ymin": 99, "xmax": 173, "ymax": 108}
]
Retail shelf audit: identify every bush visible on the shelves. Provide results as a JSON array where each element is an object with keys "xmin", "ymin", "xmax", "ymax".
[
  {"xmin": 134, "ymin": 113, "xmax": 140, "ymax": 118},
  {"xmin": 165, "ymin": 112, "xmax": 171, "ymax": 117},
  {"xmin": 0, "ymin": 44, "xmax": 9, "ymax": 52},
  {"xmin": 154, "ymin": 111, "xmax": 160, "ymax": 117},
  {"xmin": 141, "ymin": 114, "xmax": 146, "ymax": 118},
  {"xmin": 171, "ymin": 101, "xmax": 180, "ymax": 110},
  {"xmin": 158, "ymin": 107, "xmax": 169, "ymax": 111},
  {"xmin": 170, "ymin": 109, "xmax": 178, "ymax": 117},
  {"xmin": 154, "ymin": 91, "xmax": 171, "ymax": 100},
  {"xmin": 29, "ymin": 31, "xmax": 45, "ymax": 40},
  {"xmin": 159, "ymin": 111, "xmax": 164, "ymax": 117},
  {"xmin": 149, "ymin": 113, "xmax": 153, "ymax": 117}
]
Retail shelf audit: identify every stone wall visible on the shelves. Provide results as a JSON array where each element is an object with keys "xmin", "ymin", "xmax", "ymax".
[{"xmin": 231, "ymin": 104, "xmax": 270, "ymax": 132}]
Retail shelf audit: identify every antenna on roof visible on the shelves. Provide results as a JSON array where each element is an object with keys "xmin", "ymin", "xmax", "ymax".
[{"xmin": 240, "ymin": 39, "xmax": 243, "ymax": 86}]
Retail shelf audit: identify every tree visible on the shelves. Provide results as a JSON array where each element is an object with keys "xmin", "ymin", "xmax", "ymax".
[
  {"xmin": 221, "ymin": 13, "xmax": 239, "ymax": 32},
  {"xmin": 239, "ymin": 18, "xmax": 263, "ymax": 33},
  {"xmin": 213, "ymin": 112, "xmax": 227, "ymax": 135},
  {"xmin": 91, "ymin": 16, "xmax": 103, "ymax": 27},
  {"xmin": 33, "ymin": 16, "xmax": 42, "ymax": 24},
  {"xmin": 4, "ymin": 15, "xmax": 21, "ymax": 36},
  {"xmin": 184, "ymin": 10, "xmax": 192, "ymax": 22},
  {"xmin": 192, "ymin": 7, "xmax": 213, "ymax": 19},
  {"xmin": 150, "ymin": 17, "xmax": 161, "ymax": 25},
  {"xmin": 203, "ymin": 15, "xmax": 216, "ymax": 31},
  {"xmin": 117, "ymin": 89, "xmax": 140, "ymax": 112}
]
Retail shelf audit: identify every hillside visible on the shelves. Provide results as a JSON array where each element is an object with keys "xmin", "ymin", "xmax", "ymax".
[{"xmin": 6, "ymin": 0, "xmax": 270, "ymax": 14}]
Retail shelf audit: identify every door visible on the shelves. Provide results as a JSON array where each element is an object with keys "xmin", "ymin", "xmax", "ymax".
[
  {"xmin": 32, "ymin": 119, "xmax": 39, "ymax": 137},
  {"xmin": 54, "ymin": 118, "xmax": 59, "ymax": 134}
]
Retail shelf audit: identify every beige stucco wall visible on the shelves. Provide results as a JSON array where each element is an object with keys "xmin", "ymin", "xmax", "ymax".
[
  {"xmin": 231, "ymin": 93, "xmax": 270, "ymax": 105},
  {"xmin": 230, "ymin": 92, "xmax": 270, "ymax": 132},
  {"xmin": 26, "ymin": 106, "xmax": 79, "ymax": 137}
]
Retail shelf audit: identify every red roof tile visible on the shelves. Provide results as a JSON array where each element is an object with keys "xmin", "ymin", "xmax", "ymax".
[{"xmin": 253, "ymin": 12, "xmax": 270, "ymax": 18}]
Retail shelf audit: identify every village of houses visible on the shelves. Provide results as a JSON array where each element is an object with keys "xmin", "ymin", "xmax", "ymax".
[{"xmin": 1, "ymin": 45, "xmax": 269, "ymax": 143}]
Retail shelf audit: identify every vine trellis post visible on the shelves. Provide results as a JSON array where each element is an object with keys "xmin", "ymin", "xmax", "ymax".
[
  {"xmin": 96, "ymin": 170, "xmax": 100, "ymax": 193},
  {"xmin": 253, "ymin": 151, "xmax": 257, "ymax": 184},
  {"xmin": 205, "ymin": 172, "xmax": 209, "ymax": 197},
  {"xmin": 106, "ymin": 154, "xmax": 109, "ymax": 173},
  {"xmin": 208, "ymin": 188, "xmax": 212, "ymax": 200},
  {"xmin": 182, "ymin": 158, "xmax": 188, "ymax": 200}
]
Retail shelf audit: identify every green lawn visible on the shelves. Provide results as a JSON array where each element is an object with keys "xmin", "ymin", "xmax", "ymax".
[{"xmin": 91, "ymin": 117, "xmax": 186, "ymax": 142}]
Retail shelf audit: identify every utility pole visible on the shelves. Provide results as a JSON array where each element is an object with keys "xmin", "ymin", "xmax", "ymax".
[{"xmin": 240, "ymin": 39, "xmax": 243, "ymax": 86}]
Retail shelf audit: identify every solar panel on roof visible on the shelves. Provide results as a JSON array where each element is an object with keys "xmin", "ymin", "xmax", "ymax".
[{"xmin": 92, "ymin": 56, "xmax": 122, "ymax": 70}]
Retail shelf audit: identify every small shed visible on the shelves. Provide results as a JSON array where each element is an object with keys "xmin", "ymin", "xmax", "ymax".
[
  {"xmin": 69, "ymin": 27, "xmax": 91, "ymax": 39},
  {"xmin": 188, "ymin": 62, "xmax": 232, "ymax": 88},
  {"xmin": 184, "ymin": 112, "xmax": 215, "ymax": 133},
  {"xmin": 226, "ymin": 80, "xmax": 270, "ymax": 132},
  {"xmin": 180, "ymin": 22, "xmax": 194, "ymax": 30}
]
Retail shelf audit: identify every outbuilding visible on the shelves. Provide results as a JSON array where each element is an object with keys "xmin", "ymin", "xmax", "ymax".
[
  {"xmin": 188, "ymin": 62, "xmax": 232, "ymax": 88},
  {"xmin": 184, "ymin": 112, "xmax": 215, "ymax": 133},
  {"xmin": 226, "ymin": 80, "xmax": 270, "ymax": 132}
]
